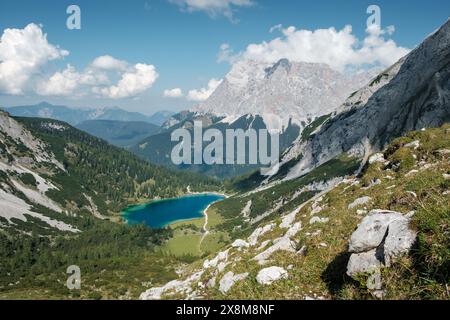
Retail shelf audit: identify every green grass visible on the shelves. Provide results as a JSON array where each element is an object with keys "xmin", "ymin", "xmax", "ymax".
[{"xmin": 161, "ymin": 231, "xmax": 203, "ymax": 257}]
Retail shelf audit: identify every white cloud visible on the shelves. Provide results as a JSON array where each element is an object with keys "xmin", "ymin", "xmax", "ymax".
[
  {"xmin": 0, "ymin": 23, "xmax": 69, "ymax": 95},
  {"xmin": 187, "ymin": 78, "xmax": 222, "ymax": 101},
  {"xmin": 95, "ymin": 63, "xmax": 159, "ymax": 99},
  {"xmin": 90, "ymin": 55, "xmax": 128, "ymax": 71},
  {"xmin": 0, "ymin": 24, "xmax": 159, "ymax": 99},
  {"xmin": 217, "ymin": 43, "xmax": 240, "ymax": 64},
  {"xmin": 164, "ymin": 88, "xmax": 184, "ymax": 98},
  {"xmin": 269, "ymin": 24, "xmax": 282, "ymax": 33},
  {"xmin": 37, "ymin": 65, "xmax": 109, "ymax": 97},
  {"xmin": 221, "ymin": 24, "xmax": 410, "ymax": 72},
  {"xmin": 169, "ymin": 0, "xmax": 253, "ymax": 21}
]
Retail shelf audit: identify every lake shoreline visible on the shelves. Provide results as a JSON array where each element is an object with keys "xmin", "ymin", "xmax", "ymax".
[{"xmin": 122, "ymin": 192, "xmax": 226, "ymax": 229}]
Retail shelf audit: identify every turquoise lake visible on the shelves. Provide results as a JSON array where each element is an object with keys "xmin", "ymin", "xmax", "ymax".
[{"xmin": 122, "ymin": 194, "xmax": 225, "ymax": 228}]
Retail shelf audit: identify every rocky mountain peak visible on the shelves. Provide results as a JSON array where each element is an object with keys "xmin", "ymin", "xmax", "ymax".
[{"xmin": 193, "ymin": 59, "xmax": 375, "ymax": 131}]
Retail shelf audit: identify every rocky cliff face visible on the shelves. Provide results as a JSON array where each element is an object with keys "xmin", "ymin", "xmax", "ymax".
[
  {"xmin": 0, "ymin": 111, "xmax": 78, "ymax": 232},
  {"xmin": 285, "ymin": 19, "xmax": 450, "ymax": 180}
]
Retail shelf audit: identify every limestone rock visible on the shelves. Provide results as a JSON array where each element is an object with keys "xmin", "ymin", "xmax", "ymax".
[
  {"xmin": 247, "ymin": 223, "xmax": 275, "ymax": 246},
  {"xmin": 279, "ymin": 209, "xmax": 298, "ymax": 229},
  {"xmin": 232, "ymin": 239, "xmax": 250, "ymax": 248},
  {"xmin": 219, "ymin": 272, "xmax": 249, "ymax": 294},
  {"xmin": 346, "ymin": 209, "xmax": 417, "ymax": 294},
  {"xmin": 256, "ymin": 267, "xmax": 288, "ymax": 285},
  {"xmin": 309, "ymin": 216, "xmax": 329, "ymax": 225},
  {"xmin": 368, "ymin": 153, "xmax": 386, "ymax": 164},
  {"xmin": 346, "ymin": 249, "xmax": 382, "ymax": 277},
  {"xmin": 253, "ymin": 237, "xmax": 296, "ymax": 264},
  {"xmin": 384, "ymin": 218, "xmax": 417, "ymax": 266},
  {"xmin": 349, "ymin": 210, "xmax": 403, "ymax": 253}
]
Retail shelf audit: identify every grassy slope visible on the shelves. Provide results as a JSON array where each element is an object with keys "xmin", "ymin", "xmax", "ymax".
[{"xmin": 162, "ymin": 124, "xmax": 449, "ymax": 300}]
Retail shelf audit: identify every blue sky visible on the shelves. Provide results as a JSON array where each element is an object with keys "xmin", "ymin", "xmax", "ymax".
[{"xmin": 0, "ymin": 0, "xmax": 449, "ymax": 115}]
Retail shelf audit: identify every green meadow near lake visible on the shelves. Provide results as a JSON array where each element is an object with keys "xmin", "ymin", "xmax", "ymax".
[{"xmin": 123, "ymin": 194, "xmax": 229, "ymax": 257}]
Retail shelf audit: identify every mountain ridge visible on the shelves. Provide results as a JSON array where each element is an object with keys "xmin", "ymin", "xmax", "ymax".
[{"xmin": 3, "ymin": 102, "xmax": 174, "ymax": 126}]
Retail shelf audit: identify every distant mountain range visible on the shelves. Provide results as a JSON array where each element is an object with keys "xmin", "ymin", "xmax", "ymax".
[
  {"xmin": 131, "ymin": 59, "xmax": 375, "ymax": 178},
  {"xmin": 76, "ymin": 120, "xmax": 160, "ymax": 148},
  {"xmin": 3, "ymin": 102, "xmax": 174, "ymax": 126}
]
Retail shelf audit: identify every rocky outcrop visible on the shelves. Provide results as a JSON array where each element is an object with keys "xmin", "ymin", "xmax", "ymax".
[
  {"xmin": 253, "ymin": 237, "xmax": 296, "ymax": 265},
  {"xmin": 140, "ymin": 271, "xmax": 204, "ymax": 300},
  {"xmin": 286, "ymin": 19, "xmax": 450, "ymax": 180},
  {"xmin": 232, "ymin": 239, "xmax": 250, "ymax": 248},
  {"xmin": 346, "ymin": 210, "xmax": 417, "ymax": 296}
]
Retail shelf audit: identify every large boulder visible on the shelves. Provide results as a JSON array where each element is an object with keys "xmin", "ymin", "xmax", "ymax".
[
  {"xmin": 348, "ymin": 210, "xmax": 404, "ymax": 253},
  {"xmin": 346, "ymin": 210, "xmax": 417, "ymax": 293}
]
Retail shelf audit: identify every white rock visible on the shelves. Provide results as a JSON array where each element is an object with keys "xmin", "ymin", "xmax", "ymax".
[
  {"xmin": 368, "ymin": 153, "xmax": 386, "ymax": 164},
  {"xmin": 349, "ymin": 210, "xmax": 404, "ymax": 253},
  {"xmin": 241, "ymin": 200, "xmax": 252, "ymax": 218},
  {"xmin": 253, "ymin": 237, "xmax": 296, "ymax": 264},
  {"xmin": 436, "ymin": 149, "xmax": 450, "ymax": 155},
  {"xmin": 346, "ymin": 249, "xmax": 382, "ymax": 277},
  {"xmin": 247, "ymin": 223, "xmax": 275, "ymax": 246},
  {"xmin": 285, "ymin": 222, "xmax": 302, "ymax": 238},
  {"xmin": 297, "ymin": 245, "xmax": 307, "ymax": 256},
  {"xmin": 406, "ymin": 191, "xmax": 417, "ymax": 198},
  {"xmin": 140, "ymin": 271, "xmax": 204, "ymax": 300},
  {"xmin": 384, "ymin": 218, "xmax": 417, "ymax": 266},
  {"xmin": 348, "ymin": 196, "xmax": 371, "ymax": 209},
  {"xmin": 206, "ymin": 277, "xmax": 216, "ymax": 288},
  {"xmin": 219, "ymin": 272, "xmax": 249, "ymax": 294},
  {"xmin": 405, "ymin": 170, "xmax": 419, "ymax": 177},
  {"xmin": 363, "ymin": 179, "xmax": 381, "ymax": 189},
  {"xmin": 232, "ymin": 239, "xmax": 250, "ymax": 248},
  {"xmin": 279, "ymin": 209, "xmax": 297, "ymax": 229},
  {"xmin": 257, "ymin": 240, "xmax": 271, "ymax": 250},
  {"xmin": 404, "ymin": 140, "xmax": 420, "ymax": 150},
  {"xmin": 203, "ymin": 250, "xmax": 229, "ymax": 269},
  {"xmin": 346, "ymin": 208, "xmax": 417, "ymax": 290},
  {"xmin": 309, "ymin": 216, "xmax": 329, "ymax": 225},
  {"xmin": 217, "ymin": 262, "xmax": 229, "ymax": 273},
  {"xmin": 256, "ymin": 267, "xmax": 288, "ymax": 285}
]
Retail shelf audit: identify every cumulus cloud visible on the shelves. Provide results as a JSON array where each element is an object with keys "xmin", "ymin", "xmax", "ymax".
[
  {"xmin": 0, "ymin": 23, "xmax": 69, "ymax": 95},
  {"xmin": 169, "ymin": 0, "xmax": 253, "ymax": 21},
  {"xmin": 217, "ymin": 43, "xmax": 240, "ymax": 64},
  {"xmin": 0, "ymin": 24, "xmax": 159, "ymax": 99},
  {"xmin": 187, "ymin": 78, "xmax": 222, "ymax": 101},
  {"xmin": 94, "ymin": 63, "xmax": 159, "ymax": 99},
  {"xmin": 220, "ymin": 24, "xmax": 410, "ymax": 72},
  {"xmin": 37, "ymin": 65, "xmax": 109, "ymax": 97},
  {"xmin": 164, "ymin": 88, "xmax": 184, "ymax": 98},
  {"xmin": 90, "ymin": 55, "xmax": 128, "ymax": 71}
]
